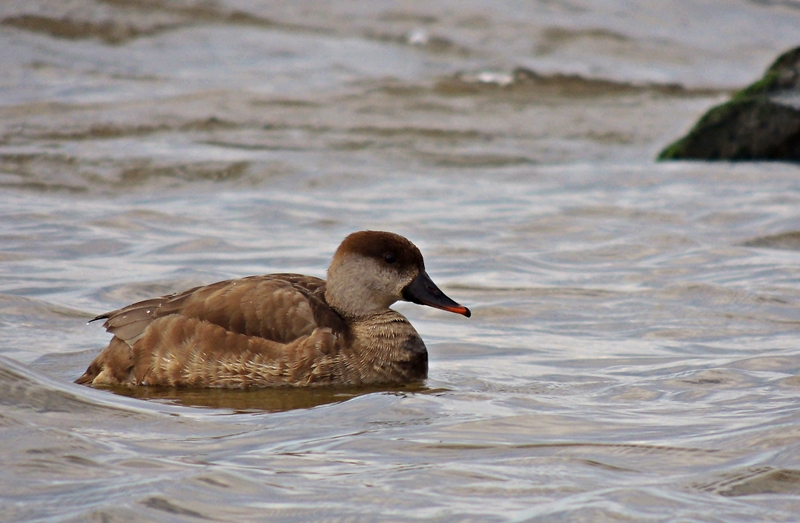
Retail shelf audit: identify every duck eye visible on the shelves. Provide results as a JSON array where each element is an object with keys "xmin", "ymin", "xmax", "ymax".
[{"xmin": 383, "ymin": 253, "xmax": 397, "ymax": 264}]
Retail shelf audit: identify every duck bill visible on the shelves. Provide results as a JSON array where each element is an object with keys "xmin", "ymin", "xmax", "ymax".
[{"xmin": 402, "ymin": 271, "xmax": 471, "ymax": 318}]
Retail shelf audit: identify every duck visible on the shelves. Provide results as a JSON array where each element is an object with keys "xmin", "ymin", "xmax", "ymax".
[{"xmin": 76, "ymin": 230, "xmax": 470, "ymax": 388}]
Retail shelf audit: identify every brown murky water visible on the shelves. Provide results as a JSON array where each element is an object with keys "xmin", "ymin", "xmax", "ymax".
[{"xmin": 3, "ymin": 1, "xmax": 800, "ymax": 521}]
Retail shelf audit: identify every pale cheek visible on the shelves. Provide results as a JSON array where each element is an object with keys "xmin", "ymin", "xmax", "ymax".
[{"xmin": 393, "ymin": 271, "xmax": 416, "ymax": 297}]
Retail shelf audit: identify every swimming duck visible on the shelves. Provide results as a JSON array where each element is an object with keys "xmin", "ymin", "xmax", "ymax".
[{"xmin": 76, "ymin": 231, "xmax": 470, "ymax": 388}]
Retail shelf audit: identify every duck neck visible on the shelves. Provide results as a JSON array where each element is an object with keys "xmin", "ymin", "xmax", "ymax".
[{"xmin": 325, "ymin": 273, "xmax": 392, "ymax": 319}]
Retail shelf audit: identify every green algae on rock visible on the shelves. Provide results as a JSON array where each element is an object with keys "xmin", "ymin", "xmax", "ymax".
[{"xmin": 658, "ymin": 47, "xmax": 800, "ymax": 161}]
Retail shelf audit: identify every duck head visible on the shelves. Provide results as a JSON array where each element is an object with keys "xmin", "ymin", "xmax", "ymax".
[{"xmin": 325, "ymin": 231, "xmax": 471, "ymax": 319}]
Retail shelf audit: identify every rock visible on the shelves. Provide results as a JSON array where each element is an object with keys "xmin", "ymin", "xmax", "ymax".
[{"xmin": 658, "ymin": 47, "xmax": 800, "ymax": 161}]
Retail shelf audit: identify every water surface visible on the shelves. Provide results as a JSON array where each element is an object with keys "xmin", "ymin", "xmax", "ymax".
[{"xmin": 2, "ymin": 1, "xmax": 800, "ymax": 521}]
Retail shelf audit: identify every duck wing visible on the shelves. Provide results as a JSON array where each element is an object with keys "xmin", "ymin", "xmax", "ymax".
[{"xmin": 94, "ymin": 273, "xmax": 345, "ymax": 348}]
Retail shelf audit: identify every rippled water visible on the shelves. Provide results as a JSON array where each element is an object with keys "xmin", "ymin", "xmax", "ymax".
[{"xmin": 3, "ymin": 1, "xmax": 800, "ymax": 521}]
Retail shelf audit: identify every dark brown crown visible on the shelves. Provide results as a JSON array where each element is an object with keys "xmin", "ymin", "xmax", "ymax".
[{"xmin": 335, "ymin": 231, "xmax": 425, "ymax": 270}]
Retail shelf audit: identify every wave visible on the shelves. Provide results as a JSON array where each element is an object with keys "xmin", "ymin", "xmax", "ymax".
[
  {"xmin": 436, "ymin": 67, "xmax": 724, "ymax": 98},
  {"xmin": 742, "ymin": 231, "xmax": 800, "ymax": 250},
  {"xmin": 0, "ymin": 0, "xmax": 291, "ymax": 45}
]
